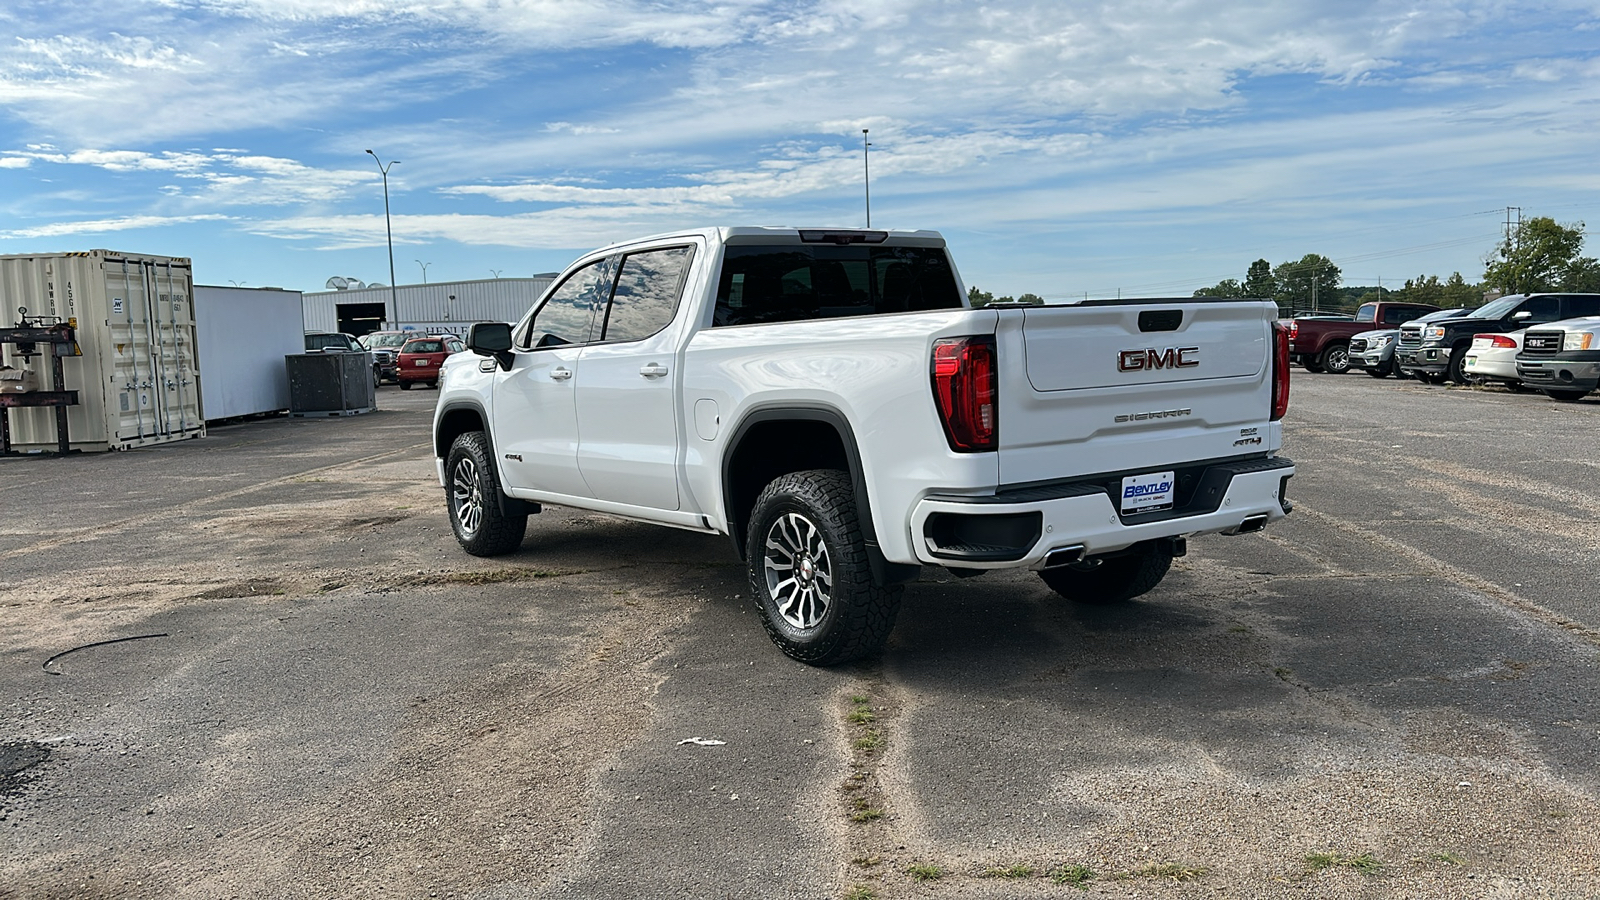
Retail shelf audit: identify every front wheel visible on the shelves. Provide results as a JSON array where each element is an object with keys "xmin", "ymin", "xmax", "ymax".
[
  {"xmin": 1038, "ymin": 542, "xmax": 1173, "ymax": 605},
  {"xmin": 1544, "ymin": 388, "xmax": 1590, "ymax": 403},
  {"xmin": 1446, "ymin": 346, "xmax": 1472, "ymax": 384},
  {"xmin": 746, "ymin": 470, "xmax": 902, "ymax": 666},
  {"xmin": 446, "ymin": 431, "xmax": 528, "ymax": 556}
]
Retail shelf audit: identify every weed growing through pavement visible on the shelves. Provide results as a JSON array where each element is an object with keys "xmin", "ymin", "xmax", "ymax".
[
  {"xmin": 1050, "ymin": 864, "xmax": 1095, "ymax": 887},
  {"xmin": 842, "ymin": 886, "xmax": 877, "ymax": 900},
  {"xmin": 905, "ymin": 863, "xmax": 943, "ymax": 882},
  {"xmin": 849, "ymin": 798, "xmax": 883, "ymax": 822},
  {"xmin": 1431, "ymin": 851, "xmax": 1465, "ymax": 865},
  {"xmin": 1305, "ymin": 852, "xmax": 1382, "ymax": 875}
]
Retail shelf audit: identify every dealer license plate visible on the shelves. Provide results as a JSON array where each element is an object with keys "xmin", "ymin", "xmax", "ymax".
[
  {"xmin": 1464, "ymin": 357, "xmax": 1476, "ymax": 368},
  {"xmin": 1120, "ymin": 471, "xmax": 1175, "ymax": 513},
  {"xmin": 414, "ymin": 359, "xmax": 430, "ymax": 366}
]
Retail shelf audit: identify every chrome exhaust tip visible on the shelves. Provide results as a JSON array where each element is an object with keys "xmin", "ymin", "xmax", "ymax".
[{"xmin": 1042, "ymin": 544, "xmax": 1087, "ymax": 569}]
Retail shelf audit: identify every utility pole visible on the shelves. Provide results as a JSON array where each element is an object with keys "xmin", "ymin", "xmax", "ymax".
[
  {"xmin": 862, "ymin": 129, "xmax": 872, "ymax": 228},
  {"xmin": 365, "ymin": 150, "xmax": 401, "ymax": 329}
]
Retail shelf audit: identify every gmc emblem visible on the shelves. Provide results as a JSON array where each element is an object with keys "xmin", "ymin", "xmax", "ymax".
[{"xmin": 1119, "ymin": 347, "xmax": 1199, "ymax": 372}]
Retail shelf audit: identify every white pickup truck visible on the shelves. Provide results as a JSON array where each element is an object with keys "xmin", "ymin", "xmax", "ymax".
[{"xmin": 432, "ymin": 227, "xmax": 1294, "ymax": 664}]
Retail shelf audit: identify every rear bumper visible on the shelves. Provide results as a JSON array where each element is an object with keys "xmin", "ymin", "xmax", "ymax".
[{"xmin": 909, "ymin": 456, "xmax": 1294, "ymax": 569}]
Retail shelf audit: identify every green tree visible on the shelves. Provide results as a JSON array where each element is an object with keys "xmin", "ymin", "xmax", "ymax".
[
  {"xmin": 1014, "ymin": 293, "xmax": 1046, "ymax": 305},
  {"xmin": 1482, "ymin": 217, "xmax": 1588, "ymax": 294},
  {"xmin": 1243, "ymin": 259, "xmax": 1275, "ymax": 299},
  {"xmin": 1274, "ymin": 254, "xmax": 1341, "ymax": 313},
  {"xmin": 1441, "ymin": 272, "xmax": 1482, "ymax": 309},
  {"xmin": 1560, "ymin": 256, "xmax": 1600, "ymax": 292},
  {"xmin": 1193, "ymin": 278, "xmax": 1243, "ymax": 298},
  {"xmin": 967, "ymin": 286, "xmax": 994, "ymax": 307},
  {"xmin": 1401, "ymin": 274, "xmax": 1445, "ymax": 305}
]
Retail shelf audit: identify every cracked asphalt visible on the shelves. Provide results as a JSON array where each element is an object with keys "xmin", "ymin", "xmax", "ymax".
[{"xmin": 2, "ymin": 375, "xmax": 1597, "ymax": 899}]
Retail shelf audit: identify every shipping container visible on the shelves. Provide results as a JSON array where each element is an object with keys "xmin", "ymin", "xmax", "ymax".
[
  {"xmin": 194, "ymin": 285, "xmax": 304, "ymax": 421},
  {"xmin": 302, "ymin": 276, "xmax": 555, "ymax": 338},
  {"xmin": 0, "ymin": 250, "xmax": 205, "ymax": 451}
]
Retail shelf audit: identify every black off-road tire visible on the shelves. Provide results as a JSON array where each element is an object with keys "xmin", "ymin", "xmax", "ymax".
[
  {"xmin": 1038, "ymin": 541, "xmax": 1174, "ymax": 605},
  {"xmin": 1302, "ymin": 359, "xmax": 1325, "ymax": 373},
  {"xmin": 746, "ymin": 469, "xmax": 902, "ymax": 666},
  {"xmin": 446, "ymin": 431, "xmax": 527, "ymax": 557},
  {"xmin": 1544, "ymin": 388, "xmax": 1590, "ymax": 403},
  {"xmin": 1316, "ymin": 343, "xmax": 1350, "ymax": 375},
  {"xmin": 1367, "ymin": 358, "xmax": 1394, "ymax": 378}
]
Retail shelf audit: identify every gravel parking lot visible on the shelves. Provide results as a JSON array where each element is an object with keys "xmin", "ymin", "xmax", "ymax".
[{"xmin": 3, "ymin": 376, "xmax": 1598, "ymax": 899}]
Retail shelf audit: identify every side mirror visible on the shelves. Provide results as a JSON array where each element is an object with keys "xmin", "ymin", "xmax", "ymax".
[
  {"xmin": 1511, "ymin": 310, "xmax": 1533, "ymax": 320},
  {"xmin": 467, "ymin": 322, "xmax": 514, "ymax": 369}
]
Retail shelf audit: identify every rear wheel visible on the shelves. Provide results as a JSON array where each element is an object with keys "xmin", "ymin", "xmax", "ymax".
[
  {"xmin": 1544, "ymin": 388, "xmax": 1590, "ymax": 402},
  {"xmin": 746, "ymin": 469, "xmax": 902, "ymax": 666},
  {"xmin": 1316, "ymin": 343, "xmax": 1350, "ymax": 375},
  {"xmin": 1038, "ymin": 542, "xmax": 1173, "ymax": 605},
  {"xmin": 445, "ymin": 431, "xmax": 528, "ymax": 556},
  {"xmin": 400, "ymin": 380, "xmax": 412, "ymax": 390},
  {"xmin": 1302, "ymin": 360, "xmax": 1325, "ymax": 373}
]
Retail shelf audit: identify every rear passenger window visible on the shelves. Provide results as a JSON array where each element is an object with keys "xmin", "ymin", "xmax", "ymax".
[
  {"xmin": 1564, "ymin": 296, "xmax": 1600, "ymax": 318},
  {"xmin": 599, "ymin": 246, "xmax": 694, "ymax": 343}
]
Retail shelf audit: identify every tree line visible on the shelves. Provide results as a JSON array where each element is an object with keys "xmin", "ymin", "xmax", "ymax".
[
  {"xmin": 966, "ymin": 216, "xmax": 1599, "ymax": 313},
  {"xmin": 1195, "ymin": 216, "xmax": 1600, "ymax": 315}
]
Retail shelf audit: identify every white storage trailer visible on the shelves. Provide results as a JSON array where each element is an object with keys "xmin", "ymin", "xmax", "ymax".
[
  {"xmin": 302, "ymin": 276, "xmax": 555, "ymax": 337},
  {"xmin": 0, "ymin": 250, "xmax": 204, "ymax": 452},
  {"xmin": 194, "ymin": 285, "xmax": 303, "ymax": 421}
]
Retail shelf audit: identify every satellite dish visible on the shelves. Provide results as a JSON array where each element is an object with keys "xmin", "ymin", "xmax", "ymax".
[{"xmin": 326, "ymin": 276, "xmax": 349, "ymax": 290}]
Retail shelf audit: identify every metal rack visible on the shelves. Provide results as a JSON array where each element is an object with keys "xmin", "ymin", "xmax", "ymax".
[{"xmin": 0, "ymin": 309, "xmax": 80, "ymax": 456}]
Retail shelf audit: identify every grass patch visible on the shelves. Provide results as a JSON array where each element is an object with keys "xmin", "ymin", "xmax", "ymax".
[
  {"xmin": 1134, "ymin": 862, "xmax": 1208, "ymax": 882},
  {"xmin": 905, "ymin": 863, "xmax": 943, "ymax": 882},
  {"xmin": 1431, "ymin": 851, "xmax": 1464, "ymax": 865},
  {"xmin": 842, "ymin": 886, "xmax": 877, "ymax": 900},
  {"xmin": 853, "ymin": 729, "xmax": 883, "ymax": 753},
  {"xmin": 981, "ymin": 863, "xmax": 1036, "ymax": 879},
  {"xmin": 848, "ymin": 706, "xmax": 877, "ymax": 725},
  {"xmin": 1050, "ymin": 864, "xmax": 1095, "ymax": 887},
  {"xmin": 850, "ymin": 855, "xmax": 880, "ymax": 869},
  {"xmin": 849, "ymin": 798, "xmax": 883, "ymax": 823},
  {"xmin": 1305, "ymin": 852, "xmax": 1382, "ymax": 875},
  {"xmin": 1273, "ymin": 666, "xmax": 1293, "ymax": 680}
]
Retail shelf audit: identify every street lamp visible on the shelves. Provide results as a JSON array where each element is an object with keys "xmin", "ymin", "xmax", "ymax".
[
  {"xmin": 862, "ymin": 129, "xmax": 872, "ymax": 228},
  {"xmin": 416, "ymin": 259, "xmax": 431, "ymax": 284},
  {"xmin": 365, "ymin": 149, "xmax": 400, "ymax": 328}
]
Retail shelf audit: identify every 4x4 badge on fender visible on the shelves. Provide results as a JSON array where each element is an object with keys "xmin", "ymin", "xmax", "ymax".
[{"xmin": 1119, "ymin": 347, "xmax": 1199, "ymax": 371}]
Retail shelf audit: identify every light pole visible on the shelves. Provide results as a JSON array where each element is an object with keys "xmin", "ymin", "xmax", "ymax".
[
  {"xmin": 415, "ymin": 259, "xmax": 431, "ymax": 284},
  {"xmin": 365, "ymin": 149, "xmax": 400, "ymax": 328},
  {"xmin": 862, "ymin": 129, "xmax": 872, "ymax": 228}
]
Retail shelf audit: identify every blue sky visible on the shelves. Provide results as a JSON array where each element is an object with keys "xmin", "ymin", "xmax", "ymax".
[{"xmin": 2, "ymin": 0, "xmax": 1598, "ymax": 300}]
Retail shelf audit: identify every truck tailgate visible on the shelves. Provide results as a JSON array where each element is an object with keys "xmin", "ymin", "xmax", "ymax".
[{"xmin": 997, "ymin": 300, "xmax": 1276, "ymax": 486}]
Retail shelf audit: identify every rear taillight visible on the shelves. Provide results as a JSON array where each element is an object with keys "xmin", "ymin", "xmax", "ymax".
[
  {"xmin": 1490, "ymin": 335, "xmax": 1518, "ymax": 349},
  {"xmin": 1271, "ymin": 321, "xmax": 1291, "ymax": 421},
  {"xmin": 1287, "ymin": 320, "xmax": 1298, "ymax": 339},
  {"xmin": 932, "ymin": 336, "xmax": 998, "ymax": 452}
]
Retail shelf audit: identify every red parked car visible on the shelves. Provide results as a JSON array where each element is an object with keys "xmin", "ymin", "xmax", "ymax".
[{"xmin": 397, "ymin": 335, "xmax": 464, "ymax": 389}]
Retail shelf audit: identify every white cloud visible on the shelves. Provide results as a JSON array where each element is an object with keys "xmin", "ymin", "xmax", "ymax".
[
  {"xmin": 0, "ymin": 157, "xmax": 30, "ymax": 168},
  {"xmin": 0, "ymin": 213, "xmax": 231, "ymax": 239}
]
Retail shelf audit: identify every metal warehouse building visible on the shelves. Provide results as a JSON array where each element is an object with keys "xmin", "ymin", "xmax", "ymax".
[{"xmin": 302, "ymin": 276, "xmax": 555, "ymax": 338}]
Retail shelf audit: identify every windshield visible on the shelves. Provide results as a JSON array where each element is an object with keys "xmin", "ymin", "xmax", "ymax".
[
  {"xmin": 305, "ymin": 333, "xmax": 355, "ymax": 351},
  {"xmin": 1469, "ymin": 297, "xmax": 1521, "ymax": 319},
  {"xmin": 368, "ymin": 332, "xmax": 412, "ymax": 348},
  {"xmin": 1417, "ymin": 307, "xmax": 1467, "ymax": 322},
  {"xmin": 1354, "ymin": 304, "xmax": 1376, "ymax": 322}
]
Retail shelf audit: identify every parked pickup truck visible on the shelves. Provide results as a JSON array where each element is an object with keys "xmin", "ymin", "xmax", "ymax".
[
  {"xmin": 1515, "ymin": 315, "xmax": 1600, "ymax": 401},
  {"xmin": 431, "ymin": 227, "xmax": 1295, "ymax": 664},
  {"xmin": 1286, "ymin": 301, "xmax": 1439, "ymax": 374},
  {"xmin": 1396, "ymin": 293, "xmax": 1600, "ymax": 384}
]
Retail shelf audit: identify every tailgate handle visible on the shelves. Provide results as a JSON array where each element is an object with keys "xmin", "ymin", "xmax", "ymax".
[{"xmin": 1139, "ymin": 310, "xmax": 1183, "ymax": 332}]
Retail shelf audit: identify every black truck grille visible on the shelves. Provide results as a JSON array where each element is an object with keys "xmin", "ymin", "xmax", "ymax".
[{"xmin": 1522, "ymin": 331, "xmax": 1562, "ymax": 355}]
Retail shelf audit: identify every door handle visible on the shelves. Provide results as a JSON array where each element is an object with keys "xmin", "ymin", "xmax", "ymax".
[
  {"xmin": 550, "ymin": 367, "xmax": 573, "ymax": 381},
  {"xmin": 639, "ymin": 363, "xmax": 669, "ymax": 378}
]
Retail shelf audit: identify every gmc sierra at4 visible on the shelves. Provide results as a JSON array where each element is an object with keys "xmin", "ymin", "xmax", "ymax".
[{"xmin": 431, "ymin": 227, "xmax": 1295, "ymax": 664}]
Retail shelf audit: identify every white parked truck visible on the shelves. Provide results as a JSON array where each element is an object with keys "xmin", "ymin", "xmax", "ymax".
[{"xmin": 431, "ymin": 227, "xmax": 1295, "ymax": 664}]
